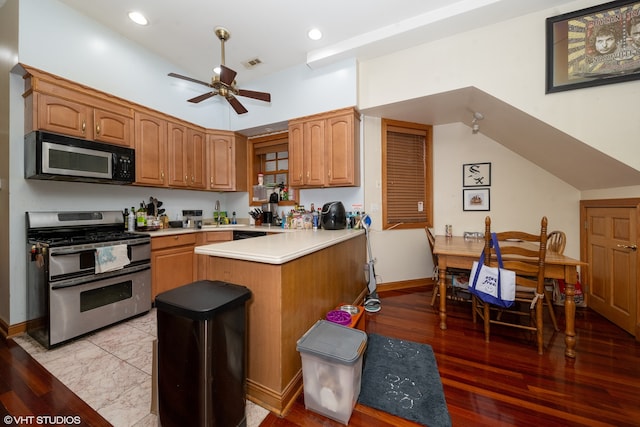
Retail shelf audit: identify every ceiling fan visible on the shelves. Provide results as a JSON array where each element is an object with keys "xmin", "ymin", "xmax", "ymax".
[{"xmin": 168, "ymin": 27, "xmax": 271, "ymax": 114}]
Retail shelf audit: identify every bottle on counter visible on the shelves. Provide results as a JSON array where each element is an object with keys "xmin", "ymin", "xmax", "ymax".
[
  {"xmin": 128, "ymin": 207, "xmax": 136, "ymax": 232},
  {"xmin": 231, "ymin": 211, "xmax": 237, "ymax": 225},
  {"xmin": 136, "ymin": 203, "xmax": 146, "ymax": 229}
]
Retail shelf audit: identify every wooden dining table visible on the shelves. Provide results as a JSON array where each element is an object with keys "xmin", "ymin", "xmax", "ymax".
[{"xmin": 432, "ymin": 235, "xmax": 587, "ymax": 358}]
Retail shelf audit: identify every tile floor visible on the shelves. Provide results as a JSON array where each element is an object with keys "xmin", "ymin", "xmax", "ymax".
[{"xmin": 13, "ymin": 309, "xmax": 269, "ymax": 427}]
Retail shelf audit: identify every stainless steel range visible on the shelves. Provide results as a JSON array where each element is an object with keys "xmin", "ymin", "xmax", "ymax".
[{"xmin": 26, "ymin": 210, "xmax": 151, "ymax": 348}]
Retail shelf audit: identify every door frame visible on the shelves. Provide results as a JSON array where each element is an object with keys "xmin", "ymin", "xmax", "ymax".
[{"xmin": 580, "ymin": 198, "xmax": 640, "ymax": 339}]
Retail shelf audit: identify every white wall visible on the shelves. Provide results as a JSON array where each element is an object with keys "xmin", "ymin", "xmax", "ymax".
[
  {"xmin": 359, "ymin": 0, "xmax": 640, "ymax": 173},
  {"xmin": 363, "ymin": 119, "xmax": 580, "ymax": 285}
]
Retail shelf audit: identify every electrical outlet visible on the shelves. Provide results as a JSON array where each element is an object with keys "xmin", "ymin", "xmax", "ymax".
[{"xmin": 417, "ymin": 201, "xmax": 423, "ymax": 212}]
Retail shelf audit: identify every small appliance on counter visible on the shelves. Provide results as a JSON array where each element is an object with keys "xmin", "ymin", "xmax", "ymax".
[
  {"xmin": 182, "ymin": 210, "xmax": 203, "ymax": 229},
  {"xmin": 320, "ymin": 201, "xmax": 347, "ymax": 230},
  {"xmin": 262, "ymin": 193, "xmax": 279, "ymax": 226}
]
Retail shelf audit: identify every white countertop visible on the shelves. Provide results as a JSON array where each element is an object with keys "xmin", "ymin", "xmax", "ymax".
[
  {"xmin": 142, "ymin": 224, "xmax": 291, "ymax": 237},
  {"xmin": 194, "ymin": 228, "xmax": 365, "ymax": 264}
]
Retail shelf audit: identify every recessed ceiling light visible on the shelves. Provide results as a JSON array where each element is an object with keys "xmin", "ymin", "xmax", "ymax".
[
  {"xmin": 128, "ymin": 11, "xmax": 148, "ymax": 26},
  {"xmin": 307, "ymin": 28, "xmax": 322, "ymax": 41}
]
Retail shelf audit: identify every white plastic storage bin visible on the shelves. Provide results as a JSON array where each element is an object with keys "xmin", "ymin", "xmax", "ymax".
[{"xmin": 296, "ymin": 320, "xmax": 367, "ymax": 424}]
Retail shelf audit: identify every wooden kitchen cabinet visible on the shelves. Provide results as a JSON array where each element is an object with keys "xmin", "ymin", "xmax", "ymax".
[
  {"xmin": 21, "ymin": 65, "xmax": 250, "ymax": 193},
  {"xmin": 288, "ymin": 106, "xmax": 360, "ymax": 188},
  {"xmin": 151, "ymin": 233, "xmax": 198, "ymax": 300},
  {"xmin": 27, "ymin": 90, "xmax": 133, "ymax": 147},
  {"xmin": 206, "ymin": 131, "xmax": 248, "ymax": 191},
  {"xmin": 187, "ymin": 128, "xmax": 206, "ymax": 189},
  {"xmin": 167, "ymin": 122, "xmax": 206, "ymax": 189},
  {"xmin": 195, "ymin": 231, "xmax": 233, "ymax": 280},
  {"xmin": 289, "ymin": 119, "xmax": 325, "ymax": 187},
  {"xmin": 135, "ymin": 111, "xmax": 167, "ymax": 186}
]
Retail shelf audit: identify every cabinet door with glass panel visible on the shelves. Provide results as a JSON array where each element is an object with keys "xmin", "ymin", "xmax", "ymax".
[{"xmin": 248, "ymin": 132, "xmax": 291, "ymax": 204}]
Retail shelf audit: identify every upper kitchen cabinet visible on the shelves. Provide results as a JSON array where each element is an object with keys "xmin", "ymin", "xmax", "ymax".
[
  {"xmin": 135, "ymin": 111, "xmax": 168, "ymax": 187},
  {"xmin": 22, "ymin": 65, "xmax": 134, "ymax": 147},
  {"xmin": 206, "ymin": 131, "xmax": 248, "ymax": 191},
  {"xmin": 167, "ymin": 122, "xmax": 206, "ymax": 189},
  {"xmin": 288, "ymin": 107, "xmax": 360, "ymax": 188}
]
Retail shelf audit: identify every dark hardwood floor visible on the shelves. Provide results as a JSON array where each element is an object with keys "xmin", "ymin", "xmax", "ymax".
[{"xmin": 2, "ymin": 285, "xmax": 640, "ymax": 426}]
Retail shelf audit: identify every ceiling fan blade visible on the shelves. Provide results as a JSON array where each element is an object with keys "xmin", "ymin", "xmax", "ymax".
[
  {"xmin": 219, "ymin": 65, "xmax": 237, "ymax": 86},
  {"xmin": 226, "ymin": 96, "xmax": 248, "ymax": 114},
  {"xmin": 168, "ymin": 72, "xmax": 212, "ymax": 87},
  {"xmin": 188, "ymin": 92, "xmax": 217, "ymax": 103},
  {"xmin": 237, "ymin": 89, "xmax": 271, "ymax": 103}
]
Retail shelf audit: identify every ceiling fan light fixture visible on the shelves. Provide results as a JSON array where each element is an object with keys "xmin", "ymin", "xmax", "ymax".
[
  {"xmin": 128, "ymin": 11, "xmax": 148, "ymax": 26},
  {"xmin": 308, "ymin": 28, "xmax": 323, "ymax": 41},
  {"xmin": 168, "ymin": 27, "xmax": 271, "ymax": 114}
]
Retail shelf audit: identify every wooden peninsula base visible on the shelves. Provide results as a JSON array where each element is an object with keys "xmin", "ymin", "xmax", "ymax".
[{"xmin": 200, "ymin": 232, "xmax": 366, "ymax": 415}]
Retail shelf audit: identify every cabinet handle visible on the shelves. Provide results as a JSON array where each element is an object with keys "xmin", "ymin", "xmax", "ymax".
[
  {"xmin": 161, "ymin": 171, "xmax": 165, "ymax": 182},
  {"xmin": 191, "ymin": 175, "xmax": 195, "ymax": 184},
  {"xmin": 81, "ymin": 120, "xmax": 86, "ymax": 134},
  {"xmin": 328, "ymin": 169, "xmax": 331, "ymax": 178},
  {"xmin": 185, "ymin": 175, "xmax": 188, "ymax": 182},
  {"xmin": 96, "ymin": 124, "xmax": 101, "ymax": 135}
]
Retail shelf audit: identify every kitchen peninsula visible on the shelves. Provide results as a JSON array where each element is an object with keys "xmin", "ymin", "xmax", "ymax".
[{"xmin": 194, "ymin": 229, "xmax": 367, "ymax": 415}]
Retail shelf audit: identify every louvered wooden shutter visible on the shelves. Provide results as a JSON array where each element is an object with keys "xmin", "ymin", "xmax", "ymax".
[{"xmin": 382, "ymin": 120, "xmax": 432, "ymax": 229}]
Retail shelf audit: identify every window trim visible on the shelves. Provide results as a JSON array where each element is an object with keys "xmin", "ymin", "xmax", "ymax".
[
  {"xmin": 248, "ymin": 131, "xmax": 294, "ymax": 206},
  {"xmin": 381, "ymin": 118, "xmax": 433, "ymax": 230}
]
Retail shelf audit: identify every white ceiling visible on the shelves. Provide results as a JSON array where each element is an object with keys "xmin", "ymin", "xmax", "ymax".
[
  {"xmin": 58, "ymin": 0, "xmax": 575, "ymax": 84},
  {"xmin": 56, "ymin": 0, "xmax": 640, "ymax": 190}
]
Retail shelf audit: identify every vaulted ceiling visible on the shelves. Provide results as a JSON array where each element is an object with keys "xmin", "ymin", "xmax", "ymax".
[{"xmin": 56, "ymin": 0, "xmax": 640, "ymax": 191}]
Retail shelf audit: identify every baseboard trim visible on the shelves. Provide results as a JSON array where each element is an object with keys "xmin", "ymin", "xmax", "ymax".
[
  {"xmin": 0, "ymin": 318, "xmax": 26, "ymax": 339},
  {"xmin": 378, "ymin": 277, "xmax": 434, "ymax": 291}
]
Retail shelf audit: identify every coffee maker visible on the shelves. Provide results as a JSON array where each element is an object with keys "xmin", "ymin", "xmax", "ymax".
[{"xmin": 261, "ymin": 192, "xmax": 279, "ymax": 225}]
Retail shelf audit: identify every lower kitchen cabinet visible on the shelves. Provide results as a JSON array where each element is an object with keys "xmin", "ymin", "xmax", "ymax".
[
  {"xmin": 195, "ymin": 231, "xmax": 233, "ymax": 280},
  {"xmin": 151, "ymin": 231, "xmax": 234, "ymax": 301},
  {"xmin": 151, "ymin": 233, "xmax": 197, "ymax": 301}
]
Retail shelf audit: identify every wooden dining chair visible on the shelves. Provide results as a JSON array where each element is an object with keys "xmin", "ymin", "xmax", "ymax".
[
  {"xmin": 471, "ymin": 216, "xmax": 549, "ymax": 354},
  {"xmin": 542, "ymin": 230, "xmax": 567, "ymax": 332},
  {"xmin": 426, "ymin": 227, "xmax": 441, "ymax": 306},
  {"xmin": 547, "ymin": 231, "xmax": 566, "ymax": 255}
]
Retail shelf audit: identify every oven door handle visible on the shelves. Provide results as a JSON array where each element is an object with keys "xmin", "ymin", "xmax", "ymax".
[
  {"xmin": 50, "ymin": 264, "xmax": 151, "ymax": 290},
  {"xmin": 51, "ymin": 249, "xmax": 95, "ymax": 256},
  {"xmin": 128, "ymin": 241, "xmax": 150, "ymax": 248}
]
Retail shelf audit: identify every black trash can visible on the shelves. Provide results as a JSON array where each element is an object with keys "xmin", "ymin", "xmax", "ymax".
[{"xmin": 155, "ymin": 280, "xmax": 252, "ymax": 427}]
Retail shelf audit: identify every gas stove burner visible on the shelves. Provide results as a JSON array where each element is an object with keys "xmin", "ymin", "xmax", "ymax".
[
  {"xmin": 30, "ymin": 231, "xmax": 144, "ymax": 247},
  {"xmin": 26, "ymin": 210, "xmax": 148, "ymax": 247}
]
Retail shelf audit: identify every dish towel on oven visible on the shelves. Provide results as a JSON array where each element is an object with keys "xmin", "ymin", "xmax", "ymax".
[{"xmin": 95, "ymin": 244, "xmax": 130, "ymax": 273}]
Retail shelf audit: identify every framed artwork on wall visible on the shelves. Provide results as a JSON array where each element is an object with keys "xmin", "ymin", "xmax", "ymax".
[
  {"xmin": 546, "ymin": 0, "xmax": 640, "ymax": 93},
  {"xmin": 463, "ymin": 188, "xmax": 490, "ymax": 211},
  {"xmin": 463, "ymin": 163, "xmax": 491, "ymax": 187}
]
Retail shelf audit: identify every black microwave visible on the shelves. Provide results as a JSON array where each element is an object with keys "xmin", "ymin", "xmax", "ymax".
[{"xmin": 25, "ymin": 131, "xmax": 135, "ymax": 184}]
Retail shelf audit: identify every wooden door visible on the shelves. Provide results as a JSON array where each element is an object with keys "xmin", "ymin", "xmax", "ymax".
[
  {"xmin": 326, "ymin": 111, "xmax": 359, "ymax": 186},
  {"xmin": 134, "ymin": 112, "xmax": 167, "ymax": 186},
  {"xmin": 93, "ymin": 108, "xmax": 133, "ymax": 146},
  {"xmin": 303, "ymin": 118, "xmax": 325, "ymax": 186},
  {"xmin": 206, "ymin": 133, "xmax": 233, "ymax": 190},
  {"xmin": 187, "ymin": 128, "xmax": 206, "ymax": 189},
  {"xmin": 37, "ymin": 93, "xmax": 90, "ymax": 138},
  {"xmin": 288, "ymin": 123, "xmax": 304, "ymax": 187},
  {"xmin": 582, "ymin": 201, "xmax": 639, "ymax": 337},
  {"xmin": 167, "ymin": 122, "xmax": 188, "ymax": 187}
]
